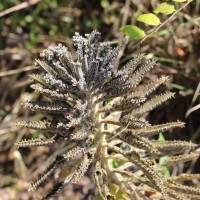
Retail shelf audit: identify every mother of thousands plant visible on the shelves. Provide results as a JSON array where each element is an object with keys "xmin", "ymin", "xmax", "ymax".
[{"xmin": 16, "ymin": 31, "xmax": 200, "ymax": 200}]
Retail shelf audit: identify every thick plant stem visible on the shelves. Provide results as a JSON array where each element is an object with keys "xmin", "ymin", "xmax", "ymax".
[{"xmin": 93, "ymin": 97, "xmax": 122, "ymax": 196}]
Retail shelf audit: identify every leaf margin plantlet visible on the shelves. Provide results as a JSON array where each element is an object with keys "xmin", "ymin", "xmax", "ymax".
[{"xmin": 15, "ymin": 30, "xmax": 200, "ymax": 200}]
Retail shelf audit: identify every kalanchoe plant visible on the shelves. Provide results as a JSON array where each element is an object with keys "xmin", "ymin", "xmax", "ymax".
[{"xmin": 16, "ymin": 31, "xmax": 200, "ymax": 200}]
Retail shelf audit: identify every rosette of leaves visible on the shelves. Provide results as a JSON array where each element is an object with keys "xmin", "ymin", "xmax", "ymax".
[{"xmin": 16, "ymin": 31, "xmax": 200, "ymax": 200}]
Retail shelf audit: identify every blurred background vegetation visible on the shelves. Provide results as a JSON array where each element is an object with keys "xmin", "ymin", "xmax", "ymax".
[{"xmin": 0, "ymin": 0, "xmax": 200, "ymax": 199}]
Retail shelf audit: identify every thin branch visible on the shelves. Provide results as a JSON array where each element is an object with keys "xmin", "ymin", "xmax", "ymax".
[
  {"xmin": 106, "ymin": 122, "xmax": 130, "ymax": 142},
  {"xmin": 0, "ymin": 66, "xmax": 37, "ymax": 77},
  {"xmin": 114, "ymin": 0, "xmax": 130, "ymax": 69},
  {"xmin": 185, "ymin": 103, "xmax": 200, "ymax": 118},
  {"xmin": 0, "ymin": 0, "xmax": 41, "ymax": 18},
  {"xmin": 133, "ymin": 0, "xmax": 194, "ymax": 49},
  {"xmin": 185, "ymin": 81, "xmax": 200, "ymax": 117}
]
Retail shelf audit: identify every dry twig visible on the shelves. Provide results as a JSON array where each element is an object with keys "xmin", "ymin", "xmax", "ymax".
[{"xmin": 0, "ymin": 0, "xmax": 41, "ymax": 18}]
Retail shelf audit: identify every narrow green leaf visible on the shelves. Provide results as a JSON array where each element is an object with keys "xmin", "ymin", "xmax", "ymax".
[
  {"xmin": 154, "ymin": 3, "xmax": 175, "ymax": 15},
  {"xmin": 137, "ymin": 13, "xmax": 161, "ymax": 26},
  {"xmin": 95, "ymin": 195, "xmax": 104, "ymax": 200},
  {"xmin": 158, "ymin": 133, "xmax": 165, "ymax": 142},
  {"xmin": 112, "ymin": 160, "xmax": 120, "ymax": 168},
  {"xmin": 158, "ymin": 132, "xmax": 170, "ymax": 177},
  {"xmin": 173, "ymin": 0, "xmax": 187, "ymax": 2},
  {"xmin": 120, "ymin": 25, "xmax": 146, "ymax": 40},
  {"xmin": 158, "ymin": 166, "xmax": 170, "ymax": 178},
  {"xmin": 159, "ymin": 156, "xmax": 169, "ymax": 164},
  {"xmin": 109, "ymin": 183, "xmax": 129, "ymax": 199}
]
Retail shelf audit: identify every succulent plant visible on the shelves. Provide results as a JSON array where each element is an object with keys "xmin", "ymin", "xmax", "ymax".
[{"xmin": 16, "ymin": 31, "xmax": 200, "ymax": 200}]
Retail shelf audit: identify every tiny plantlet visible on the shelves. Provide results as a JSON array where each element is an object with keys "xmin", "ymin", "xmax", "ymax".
[{"xmin": 16, "ymin": 31, "xmax": 200, "ymax": 200}]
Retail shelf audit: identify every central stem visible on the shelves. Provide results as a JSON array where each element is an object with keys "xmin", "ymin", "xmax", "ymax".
[{"xmin": 92, "ymin": 96, "xmax": 124, "ymax": 190}]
